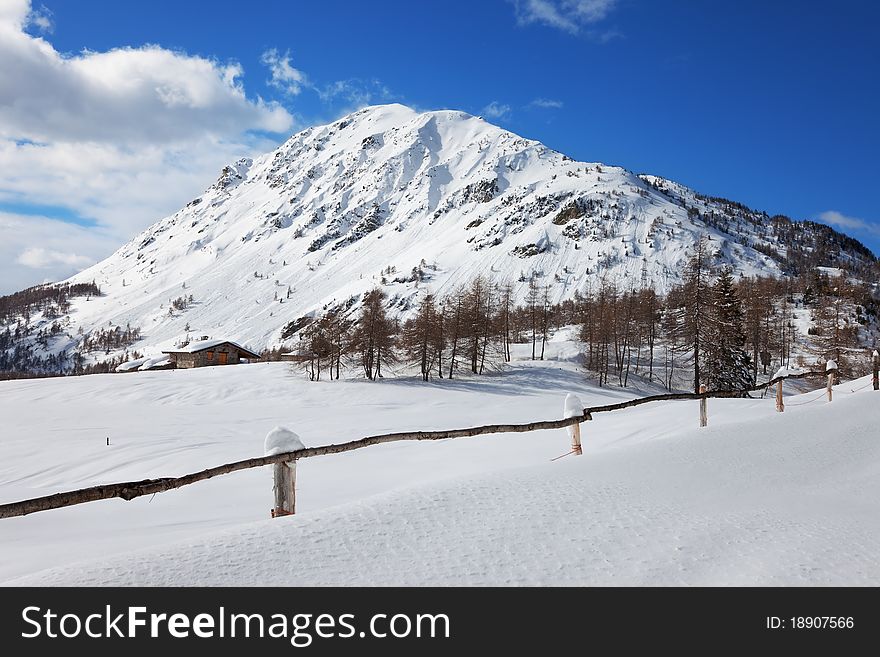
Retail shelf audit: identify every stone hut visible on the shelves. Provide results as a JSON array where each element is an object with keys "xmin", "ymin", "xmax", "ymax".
[{"xmin": 162, "ymin": 339, "xmax": 261, "ymax": 369}]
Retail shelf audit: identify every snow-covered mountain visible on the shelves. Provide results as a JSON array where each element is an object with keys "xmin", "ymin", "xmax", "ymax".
[{"xmin": 7, "ymin": 103, "xmax": 879, "ymax": 363}]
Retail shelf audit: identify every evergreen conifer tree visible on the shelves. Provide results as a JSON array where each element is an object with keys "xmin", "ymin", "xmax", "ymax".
[{"xmin": 705, "ymin": 267, "xmax": 753, "ymax": 390}]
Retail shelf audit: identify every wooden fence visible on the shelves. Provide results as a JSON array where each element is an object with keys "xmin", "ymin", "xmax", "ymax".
[{"xmin": 0, "ymin": 364, "xmax": 875, "ymax": 521}]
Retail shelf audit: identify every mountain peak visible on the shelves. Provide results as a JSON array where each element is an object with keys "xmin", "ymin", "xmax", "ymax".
[
  {"xmin": 21, "ymin": 103, "xmax": 871, "ymax": 363},
  {"xmin": 350, "ymin": 101, "xmax": 417, "ymax": 119}
]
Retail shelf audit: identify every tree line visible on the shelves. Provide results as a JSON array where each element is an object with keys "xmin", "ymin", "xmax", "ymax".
[
  {"xmin": 0, "ymin": 282, "xmax": 105, "ymax": 377},
  {"xmin": 288, "ymin": 276, "xmax": 551, "ymax": 382},
  {"xmin": 3, "ymin": 244, "xmax": 876, "ymax": 385},
  {"xmin": 286, "ymin": 237, "xmax": 877, "ymax": 390},
  {"xmin": 575, "ymin": 238, "xmax": 876, "ymax": 391},
  {"xmin": 0, "ymin": 281, "xmax": 101, "ymax": 325}
]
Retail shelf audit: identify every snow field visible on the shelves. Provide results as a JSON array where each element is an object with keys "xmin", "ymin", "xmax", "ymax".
[{"xmin": 1, "ymin": 338, "xmax": 878, "ymax": 585}]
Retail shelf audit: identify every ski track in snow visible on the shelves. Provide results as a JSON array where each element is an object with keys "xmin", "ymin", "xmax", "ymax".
[{"xmin": 1, "ymin": 337, "xmax": 878, "ymax": 586}]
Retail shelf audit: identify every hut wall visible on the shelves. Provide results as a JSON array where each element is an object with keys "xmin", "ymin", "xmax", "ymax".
[
  {"xmin": 172, "ymin": 353, "xmax": 197, "ymax": 369},
  {"xmin": 170, "ymin": 343, "xmax": 246, "ymax": 368}
]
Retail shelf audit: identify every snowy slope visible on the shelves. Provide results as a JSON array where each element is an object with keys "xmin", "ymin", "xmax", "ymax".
[
  {"xmin": 1, "ymin": 336, "xmax": 878, "ymax": 586},
  {"xmin": 11, "ymin": 103, "xmax": 871, "ymax": 365}
]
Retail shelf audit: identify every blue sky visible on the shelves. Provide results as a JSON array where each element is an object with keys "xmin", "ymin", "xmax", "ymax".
[{"xmin": 1, "ymin": 0, "xmax": 878, "ymax": 291}]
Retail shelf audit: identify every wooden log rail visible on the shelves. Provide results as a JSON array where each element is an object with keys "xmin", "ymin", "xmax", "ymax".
[{"xmin": 0, "ymin": 369, "xmax": 832, "ymax": 519}]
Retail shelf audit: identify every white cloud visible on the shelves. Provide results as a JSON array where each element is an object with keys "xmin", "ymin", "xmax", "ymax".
[
  {"xmin": 0, "ymin": 134, "xmax": 282, "ymax": 240},
  {"xmin": 481, "ymin": 101, "xmax": 512, "ymax": 120},
  {"xmin": 317, "ymin": 79, "xmax": 393, "ymax": 111},
  {"xmin": 261, "ymin": 48, "xmax": 308, "ymax": 96},
  {"xmin": 0, "ymin": 0, "xmax": 29, "ymax": 28},
  {"xmin": 0, "ymin": 1, "xmax": 296, "ymax": 293},
  {"xmin": 529, "ymin": 98, "xmax": 564, "ymax": 109},
  {"xmin": 0, "ymin": 212, "xmax": 120, "ymax": 293},
  {"xmin": 27, "ymin": 3, "xmax": 52, "ymax": 33},
  {"xmin": 17, "ymin": 247, "xmax": 94, "ymax": 269},
  {"xmin": 510, "ymin": 0, "xmax": 618, "ymax": 34},
  {"xmin": 817, "ymin": 210, "xmax": 879, "ymax": 235},
  {"xmin": 0, "ymin": 28, "xmax": 292, "ymax": 143},
  {"xmin": 0, "ymin": 6, "xmax": 397, "ymax": 294}
]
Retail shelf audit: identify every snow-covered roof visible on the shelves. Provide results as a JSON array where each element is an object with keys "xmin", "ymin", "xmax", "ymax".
[
  {"xmin": 115, "ymin": 357, "xmax": 150, "ymax": 372},
  {"xmin": 163, "ymin": 338, "xmax": 227, "ymax": 353},
  {"xmin": 116, "ymin": 355, "xmax": 174, "ymax": 372},
  {"xmin": 162, "ymin": 339, "xmax": 260, "ymax": 358},
  {"xmin": 138, "ymin": 356, "xmax": 172, "ymax": 371}
]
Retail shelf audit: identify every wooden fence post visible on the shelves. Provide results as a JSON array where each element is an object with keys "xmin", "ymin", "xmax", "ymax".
[
  {"xmin": 825, "ymin": 359, "xmax": 837, "ymax": 402},
  {"xmin": 776, "ymin": 379, "xmax": 784, "ymax": 413},
  {"xmin": 272, "ymin": 461, "xmax": 296, "ymax": 518},
  {"xmin": 570, "ymin": 423, "xmax": 582, "ymax": 456},
  {"xmin": 265, "ymin": 427, "xmax": 305, "ymax": 519},
  {"xmin": 699, "ymin": 384, "xmax": 707, "ymax": 427},
  {"xmin": 873, "ymin": 350, "xmax": 879, "ymax": 391},
  {"xmin": 564, "ymin": 394, "xmax": 586, "ymax": 456}
]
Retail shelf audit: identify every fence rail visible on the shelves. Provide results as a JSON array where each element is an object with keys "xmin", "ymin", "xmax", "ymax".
[{"xmin": 0, "ymin": 368, "xmax": 850, "ymax": 520}]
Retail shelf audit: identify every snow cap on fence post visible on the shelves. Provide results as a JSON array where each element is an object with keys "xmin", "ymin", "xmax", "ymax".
[
  {"xmin": 564, "ymin": 393, "xmax": 585, "ymax": 456},
  {"xmin": 825, "ymin": 360, "xmax": 837, "ymax": 402},
  {"xmin": 265, "ymin": 427, "xmax": 304, "ymax": 519},
  {"xmin": 772, "ymin": 367, "xmax": 790, "ymax": 413},
  {"xmin": 564, "ymin": 394, "xmax": 585, "ymax": 420},
  {"xmin": 264, "ymin": 426, "xmax": 305, "ymax": 456}
]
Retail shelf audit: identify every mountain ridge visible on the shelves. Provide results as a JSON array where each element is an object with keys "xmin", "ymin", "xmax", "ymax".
[{"xmin": 3, "ymin": 103, "xmax": 877, "ymax": 370}]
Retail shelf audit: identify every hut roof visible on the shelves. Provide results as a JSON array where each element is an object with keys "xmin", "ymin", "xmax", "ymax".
[
  {"xmin": 162, "ymin": 339, "xmax": 261, "ymax": 360},
  {"xmin": 138, "ymin": 356, "xmax": 173, "ymax": 371}
]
